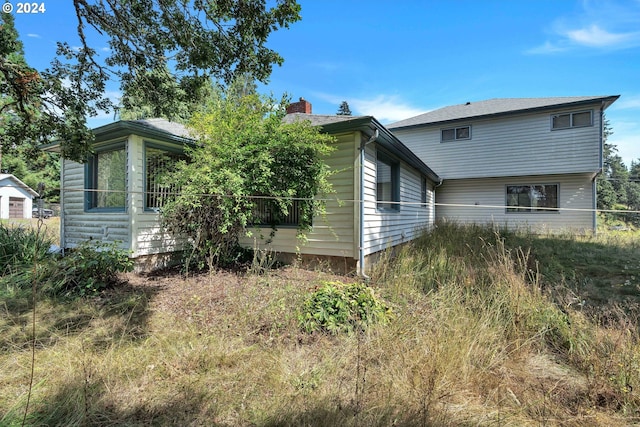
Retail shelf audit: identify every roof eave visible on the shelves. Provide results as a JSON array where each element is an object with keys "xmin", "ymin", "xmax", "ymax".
[{"xmin": 390, "ymin": 95, "xmax": 621, "ymax": 131}]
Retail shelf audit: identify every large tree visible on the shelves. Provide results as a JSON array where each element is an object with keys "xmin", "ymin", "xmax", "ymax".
[{"xmin": 1, "ymin": 1, "xmax": 301, "ymax": 161}]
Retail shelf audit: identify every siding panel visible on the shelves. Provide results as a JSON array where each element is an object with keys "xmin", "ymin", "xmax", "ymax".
[
  {"xmin": 394, "ymin": 104, "xmax": 603, "ymax": 179},
  {"xmin": 435, "ymin": 173, "xmax": 595, "ymax": 232}
]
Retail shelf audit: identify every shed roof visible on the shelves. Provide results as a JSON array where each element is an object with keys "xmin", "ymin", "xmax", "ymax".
[
  {"xmin": 388, "ymin": 95, "xmax": 620, "ymax": 130},
  {"xmin": 0, "ymin": 173, "xmax": 39, "ymax": 197}
]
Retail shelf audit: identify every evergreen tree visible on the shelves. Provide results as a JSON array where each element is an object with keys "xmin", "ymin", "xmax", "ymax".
[{"xmin": 337, "ymin": 101, "xmax": 352, "ymax": 116}]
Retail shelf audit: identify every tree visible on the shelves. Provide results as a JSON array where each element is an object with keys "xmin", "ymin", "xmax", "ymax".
[
  {"xmin": 160, "ymin": 91, "xmax": 335, "ymax": 270},
  {"xmin": 337, "ymin": 101, "xmax": 352, "ymax": 116},
  {"xmin": 2, "ymin": 1, "xmax": 302, "ymax": 161}
]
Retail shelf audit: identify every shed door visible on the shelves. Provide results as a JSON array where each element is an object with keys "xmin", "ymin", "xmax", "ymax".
[{"xmin": 9, "ymin": 197, "xmax": 25, "ymax": 218}]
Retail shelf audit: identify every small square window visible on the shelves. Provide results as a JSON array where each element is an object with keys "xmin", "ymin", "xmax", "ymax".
[
  {"xmin": 456, "ymin": 127, "xmax": 470, "ymax": 139},
  {"xmin": 552, "ymin": 114, "xmax": 571, "ymax": 129},
  {"xmin": 572, "ymin": 111, "xmax": 592, "ymax": 127},
  {"xmin": 441, "ymin": 128, "xmax": 455, "ymax": 141}
]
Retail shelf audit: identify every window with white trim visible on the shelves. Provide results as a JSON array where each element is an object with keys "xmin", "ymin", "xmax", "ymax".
[
  {"xmin": 441, "ymin": 125, "xmax": 471, "ymax": 142},
  {"xmin": 376, "ymin": 152, "xmax": 400, "ymax": 211},
  {"xmin": 506, "ymin": 184, "xmax": 559, "ymax": 213},
  {"xmin": 86, "ymin": 143, "xmax": 127, "ymax": 210},
  {"xmin": 551, "ymin": 110, "xmax": 592, "ymax": 130}
]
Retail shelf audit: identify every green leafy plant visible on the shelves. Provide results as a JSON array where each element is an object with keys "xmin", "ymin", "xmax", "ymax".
[
  {"xmin": 0, "ymin": 223, "xmax": 52, "ymax": 274},
  {"xmin": 40, "ymin": 240, "xmax": 134, "ymax": 297},
  {"xmin": 299, "ymin": 281, "xmax": 392, "ymax": 334},
  {"xmin": 161, "ymin": 90, "xmax": 335, "ymax": 270}
]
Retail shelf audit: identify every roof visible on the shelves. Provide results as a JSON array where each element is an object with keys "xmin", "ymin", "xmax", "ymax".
[
  {"xmin": 388, "ymin": 95, "xmax": 620, "ymax": 130},
  {"xmin": 92, "ymin": 118, "xmax": 194, "ymax": 143},
  {"xmin": 284, "ymin": 113, "xmax": 441, "ymax": 183},
  {"xmin": 42, "ymin": 118, "xmax": 194, "ymax": 152},
  {"xmin": 0, "ymin": 173, "xmax": 39, "ymax": 197}
]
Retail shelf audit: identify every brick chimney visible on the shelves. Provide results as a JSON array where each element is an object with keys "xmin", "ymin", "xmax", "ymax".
[{"xmin": 286, "ymin": 97, "xmax": 312, "ymax": 114}]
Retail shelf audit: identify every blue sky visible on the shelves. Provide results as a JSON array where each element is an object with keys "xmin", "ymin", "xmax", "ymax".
[{"xmin": 11, "ymin": 0, "xmax": 640, "ymax": 167}]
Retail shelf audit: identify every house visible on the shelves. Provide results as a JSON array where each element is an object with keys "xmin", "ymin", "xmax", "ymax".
[
  {"xmin": 0, "ymin": 174, "xmax": 38, "ymax": 219},
  {"xmin": 388, "ymin": 96, "xmax": 620, "ymax": 232},
  {"xmin": 48, "ymin": 102, "xmax": 440, "ymax": 274}
]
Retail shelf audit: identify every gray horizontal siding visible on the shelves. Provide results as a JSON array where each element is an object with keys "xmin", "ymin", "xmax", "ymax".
[
  {"xmin": 435, "ymin": 173, "xmax": 595, "ymax": 232},
  {"xmin": 394, "ymin": 103, "xmax": 603, "ymax": 180},
  {"xmin": 362, "ymin": 144, "xmax": 435, "ymax": 256}
]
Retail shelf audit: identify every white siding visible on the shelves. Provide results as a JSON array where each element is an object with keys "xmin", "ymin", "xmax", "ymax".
[
  {"xmin": 362, "ymin": 143, "xmax": 435, "ymax": 256},
  {"xmin": 62, "ymin": 140, "xmax": 130, "ymax": 251},
  {"xmin": 238, "ymin": 132, "xmax": 358, "ymax": 259},
  {"xmin": 129, "ymin": 135, "xmax": 186, "ymax": 257},
  {"xmin": 435, "ymin": 173, "xmax": 596, "ymax": 232},
  {"xmin": 394, "ymin": 103, "xmax": 603, "ymax": 180}
]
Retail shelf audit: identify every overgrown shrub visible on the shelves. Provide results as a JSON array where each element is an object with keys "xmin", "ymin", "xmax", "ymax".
[
  {"xmin": 39, "ymin": 240, "xmax": 134, "ymax": 297},
  {"xmin": 299, "ymin": 281, "xmax": 392, "ymax": 334}
]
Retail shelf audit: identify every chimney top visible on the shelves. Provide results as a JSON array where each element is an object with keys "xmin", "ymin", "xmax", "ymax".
[{"xmin": 286, "ymin": 98, "xmax": 312, "ymax": 115}]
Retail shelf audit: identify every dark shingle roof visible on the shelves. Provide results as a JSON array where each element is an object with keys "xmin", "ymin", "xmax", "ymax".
[
  {"xmin": 283, "ymin": 113, "xmax": 369, "ymax": 127},
  {"xmin": 388, "ymin": 95, "xmax": 620, "ymax": 129},
  {"xmin": 130, "ymin": 118, "xmax": 191, "ymax": 138}
]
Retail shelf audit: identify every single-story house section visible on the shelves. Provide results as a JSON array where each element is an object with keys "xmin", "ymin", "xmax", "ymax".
[
  {"xmin": 388, "ymin": 95, "xmax": 620, "ymax": 232},
  {"xmin": 0, "ymin": 174, "xmax": 38, "ymax": 219},
  {"xmin": 242, "ymin": 98, "xmax": 441, "ymax": 274},
  {"xmin": 46, "ymin": 103, "xmax": 440, "ymax": 274}
]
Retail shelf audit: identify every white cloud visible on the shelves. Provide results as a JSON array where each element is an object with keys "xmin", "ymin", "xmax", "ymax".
[
  {"xmin": 312, "ymin": 92, "xmax": 424, "ymax": 122},
  {"xmin": 528, "ymin": 1, "xmax": 640, "ymax": 54},
  {"xmin": 565, "ymin": 24, "xmax": 640, "ymax": 47},
  {"xmin": 27, "ymin": 33, "xmax": 41, "ymax": 38},
  {"xmin": 350, "ymin": 95, "xmax": 426, "ymax": 123},
  {"xmin": 613, "ymin": 94, "xmax": 640, "ymax": 110}
]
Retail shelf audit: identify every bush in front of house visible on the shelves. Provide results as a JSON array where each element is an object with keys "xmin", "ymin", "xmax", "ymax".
[
  {"xmin": 298, "ymin": 281, "xmax": 392, "ymax": 334},
  {"xmin": 39, "ymin": 240, "xmax": 134, "ymax": 297}
]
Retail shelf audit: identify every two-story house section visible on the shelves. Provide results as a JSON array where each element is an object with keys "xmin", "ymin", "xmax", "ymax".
[{"xmin": 388, "ymin": 96, "xmax": 619, "ymax": 232}]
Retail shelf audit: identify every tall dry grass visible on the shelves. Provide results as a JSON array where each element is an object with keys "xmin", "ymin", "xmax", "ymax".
[{"xmin": 1, "ymin": 223, "xmax": 639, "ymax": 426}]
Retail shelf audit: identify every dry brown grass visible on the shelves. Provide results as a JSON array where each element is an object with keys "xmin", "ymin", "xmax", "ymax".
[{"xmin": 2, "ymin": 225, "xmax": 640, "ymax": 426}]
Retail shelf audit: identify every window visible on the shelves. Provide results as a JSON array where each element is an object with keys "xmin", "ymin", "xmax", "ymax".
[
  {"xmin": 252, "ymin": 198, "xmax": 302, "ymax": 226},
  {"xmin": 421, "ymin": 177, "xmax": 428, "ymax": 208},
  {"xmin": 506, "ymin": 184, "xmax": 559, "ymax": 213},
  {"xmin": 551, "ymin": 110, "xmax": 592, "ymax": 130},
  {"xmin": 145, "ymin": 145, "xmax": 186, "ymax": 210},
  {"xmin": 441, "ymin": 125, "xmax": 471, "ymax": 142},
  {"xmin": 86, "ymin": 144, "xmax": 127, "ymax": 210},
  {"xmin": 376, "ymin": 152, "xmax": 400, "ymax": 211}
]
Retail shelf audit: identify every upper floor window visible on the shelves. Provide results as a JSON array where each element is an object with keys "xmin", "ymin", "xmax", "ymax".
[
  {"xmin": 86, "ymin": 143, "xmax": 127, "ymax": 211},
  {"xmin": 441, "ymin": 125, "xmax": 471, "ymax": 142},
  {"xmin": 145, "ymin": 144, "xmax": 186, "ymax": 210},
  {"xmin": 506, "ymin": 184, "xmax": 559, "ymax": 213},
  {"xmin": 376, "ymin": 152, "xmax": 400, "ymax": 211},
  {"xmin": 551, "ymin": 110, "xmax": 592, "ymax": 130}
]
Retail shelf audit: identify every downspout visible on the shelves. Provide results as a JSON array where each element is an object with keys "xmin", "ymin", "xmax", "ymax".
[
  {"xmin": 433, "ymin": 178, "xmax": 444, "ymax": 227},
  {"xmin": 594, "ymin": 102, "xmax": 605, "ymax": 233},
  {"xmin": 359, "ymin": 129, "xmax": 378, "ymax": 278},
  {"xmin": 59, "ymin": 158, "xmax": 65, "ymax": 253}
]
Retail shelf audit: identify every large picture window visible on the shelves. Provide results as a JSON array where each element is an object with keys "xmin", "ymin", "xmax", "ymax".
[
  {"xmin": 376, "ymin": 152, "xmax": 400, "ymax": 211},
  {"xmin": 86, "ymin": 144, "xmax": 127, "ymax": 210},
  {"xmin": 145, "ymin": 145, "xmax": 186, "ymax": 210},
  {"xmin": 506, "ymin": 184, "xmax": 559, "ymax": 213}
]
